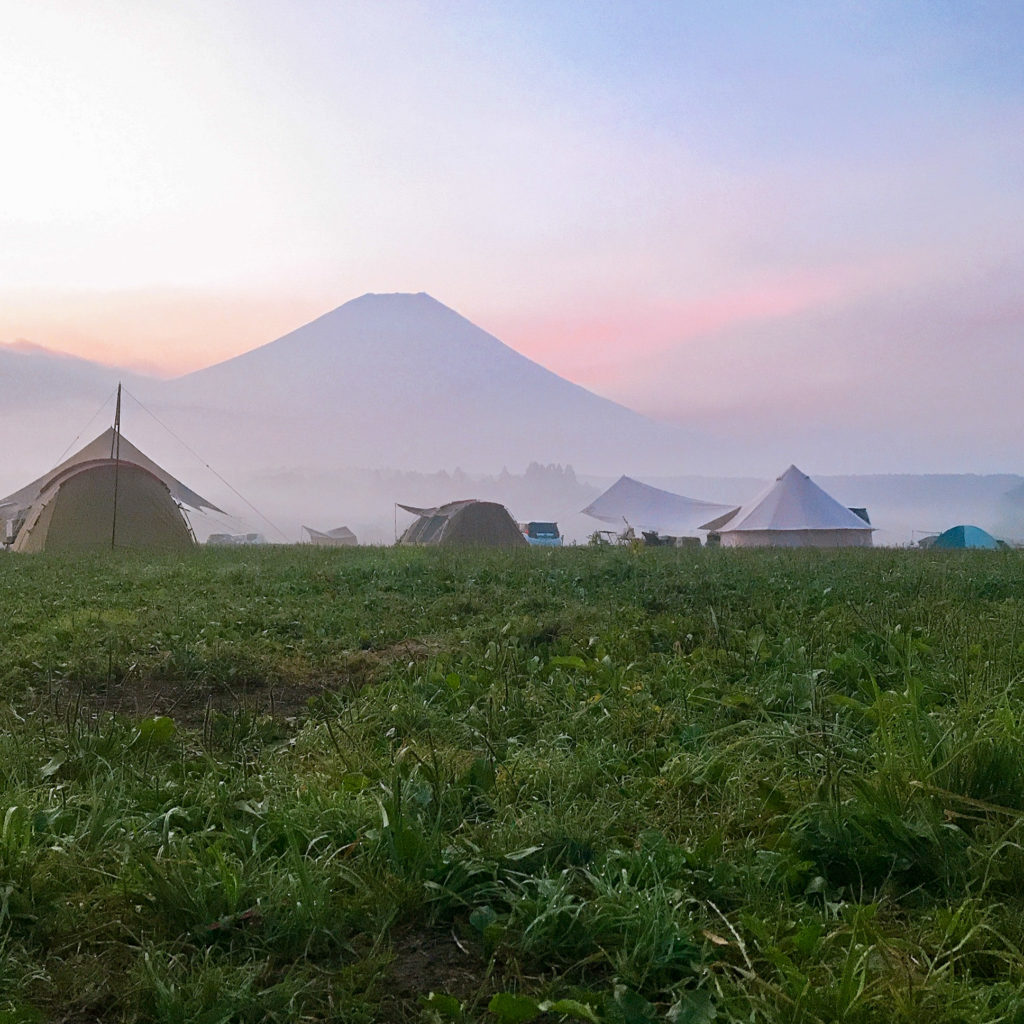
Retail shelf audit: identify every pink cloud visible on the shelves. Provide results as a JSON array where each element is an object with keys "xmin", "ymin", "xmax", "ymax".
[
  {"xmin": 0, "ymin": 289, "xmax": 329, "ymax": 376},
  {"xmin": 489, "ymin": 268, "xmax": 864, "ymax": 388}
]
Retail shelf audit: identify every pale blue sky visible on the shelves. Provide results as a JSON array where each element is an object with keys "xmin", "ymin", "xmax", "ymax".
[{"xmin": 1, "ymin": 0, "xmax": 1022, "ymax": 470}]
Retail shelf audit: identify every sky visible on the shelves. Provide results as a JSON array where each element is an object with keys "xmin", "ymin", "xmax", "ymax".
[{"xmin": 2, "ymin": 0, "xmax": 1023, "ymax": 471}]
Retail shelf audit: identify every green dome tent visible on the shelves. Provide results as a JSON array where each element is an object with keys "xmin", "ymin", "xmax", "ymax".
[
  {"xmin": 931, "ymin": 525, "xmax": 1000, "ymax": 550},
  {"xmin": 398, "ymin": 500, "xmax": 527, "ymax": 548}
]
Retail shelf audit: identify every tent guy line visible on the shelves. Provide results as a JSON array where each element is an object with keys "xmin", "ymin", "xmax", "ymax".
[
  {"xmin": 52, "ymin": 388, "xmax": 119, "ymax": 467},
  {"xmin": 121, "ymin": 386, "xmax": 290, "ymax": 542}
]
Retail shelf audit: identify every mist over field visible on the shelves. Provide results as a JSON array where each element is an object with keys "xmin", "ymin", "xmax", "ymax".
[
  {"xmin": 5, "ymin": 4, "xmax": 1024, "ymax": 1020},
  {"xmin": 3, "ymin": 293, "xmax": 1023, "ymax": 547}
]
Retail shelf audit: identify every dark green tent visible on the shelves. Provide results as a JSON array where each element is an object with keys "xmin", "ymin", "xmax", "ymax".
[{"xmin": 397, "ymin": 500, "xmax": 526, "ymax": 548}]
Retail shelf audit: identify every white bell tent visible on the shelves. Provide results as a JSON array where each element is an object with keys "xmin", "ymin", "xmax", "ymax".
[{"xmin": 700, "ymin": 465, "xmax": 873, "ymax": 548}]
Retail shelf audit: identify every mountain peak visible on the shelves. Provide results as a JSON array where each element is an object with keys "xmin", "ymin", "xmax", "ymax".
[
  {"xmin": 328, "ymin": 290, "xmax": 460, "ymax": 321},
  {"xmin": 286, "ymin": 291, "xmax": 474, "ymax": 344},
  {"xmin": 164, "ymin": 290, "xmax": 689, "ymax": 475}
]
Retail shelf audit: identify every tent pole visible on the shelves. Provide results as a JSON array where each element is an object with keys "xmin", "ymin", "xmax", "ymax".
[{"xmin": 111, "ymin": 382, "xmax": 122, "ymax": 550}]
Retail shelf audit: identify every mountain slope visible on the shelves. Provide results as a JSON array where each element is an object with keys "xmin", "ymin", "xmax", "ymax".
[
  {"xmin": 0, "ymin": 343, "xmax": 141, "ymax": 410},
  {"xmin": 160, "ymin": 292, "xmax": 697, "ymax": 475},
  {"xmin": 0, "ymin": 345, "xmax": 152, "ymax": 492}
]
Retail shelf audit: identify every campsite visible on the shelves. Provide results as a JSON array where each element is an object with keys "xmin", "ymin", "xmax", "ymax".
[
  {"xmin": 1, "ymin": 329, "xmax": 1022, "ymax": 1024},
  {"xmin": 1, "ymin": 542, "xmax": 1023, "ymax": 1022},
  {"xmin": 0, "ymin": 379, "xmax": 1023, "ymax": 1022},
  {"xmin": 4, "ymin": 4, "xmax": 1024, "ymax": 1021}
]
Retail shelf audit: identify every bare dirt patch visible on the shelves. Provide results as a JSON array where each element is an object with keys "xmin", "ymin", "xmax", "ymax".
[
  {"xmin": 20, "ymin": 636, "xmax": 440, "ymax": 731},
  {"xmin": 30, "ymin": 676, "xmax": 326, "ymax": 730},
  {"xmin": 381, "ymin": 926, "xmax": 487, "ymax": 1015}
]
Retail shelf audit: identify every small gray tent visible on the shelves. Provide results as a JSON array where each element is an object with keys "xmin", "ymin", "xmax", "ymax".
[
  {"xmin": 304, "ymin": 525, "xmax": 357, "ymax": 547},
  {"xmin": 398, "ymin": 500, "xmax": 527, "ymax": 548}
]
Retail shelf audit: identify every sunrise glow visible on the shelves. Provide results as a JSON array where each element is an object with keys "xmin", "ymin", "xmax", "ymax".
[{"xmin": 2, "ymin": 1, "xmax": 1022, "ymax": 468}]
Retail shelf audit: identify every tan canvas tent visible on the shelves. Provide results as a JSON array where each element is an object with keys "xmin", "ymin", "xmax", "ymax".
[
  {"xmin": 398, "ymin": 500, "xmax": 527, "ymax": 548},
  {"xmin": 303, "ymin": 525, "xmax": 357, "ymax": 547},
  {"xmin": 2, "ymin": 426, "xmax": 216, "ymax": 553},
  {"xmin": 11, "ymin": 460, "xmax": 194, "ymax": 553},
  {"xmin": 0, "ymin": 427, "xmax": 222, "ymax": 526},
  {"xmin": 700, "ymin": 465, "xmax": 873, "ymax": 548}
]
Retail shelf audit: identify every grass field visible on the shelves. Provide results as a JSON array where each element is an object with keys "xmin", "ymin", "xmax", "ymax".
[{"xmin": 1, "ymin": 545, "xmax": 1023, "ymax": 1023}]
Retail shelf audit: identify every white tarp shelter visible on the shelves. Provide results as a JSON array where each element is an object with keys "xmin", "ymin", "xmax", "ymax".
[
  {"xmin": 700, "ymin": 465, "xmax": 873, "ymax": 548},
  {"xmin": 303, "ymin": 525, "xmax": 357, "ymax": 547},
  {"xmin": 581, "ymin": 475, "xmax": 736, "ymax": 536}
]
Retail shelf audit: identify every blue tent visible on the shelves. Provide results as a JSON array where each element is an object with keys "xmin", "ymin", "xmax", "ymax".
[{"xmin": 931, "ymin": 525, "xmax": 999, "ymax": 549}]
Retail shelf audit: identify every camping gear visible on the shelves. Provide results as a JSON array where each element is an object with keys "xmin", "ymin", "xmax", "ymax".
[
  {"xmin": 303, "ymin": 525, "xmax": 357, "ymax": 546},
  {"xmin": 2, "ymin": 385, "xmax": 214, "ymax": 553},
  {"xmin": 0, "ymin": 426, "xmax": 221, "ymax": 525},
  {"xmin": 12, "ymin": 460, "xmax": 194, "ymax": 553}
]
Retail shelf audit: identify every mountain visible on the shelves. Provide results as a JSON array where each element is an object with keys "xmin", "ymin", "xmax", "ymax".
[
  {"xmin": 5, "ymin": 294, "xmax": 1022, "ymax": 544},
  {"xmin": 0, "ymin": 342, "xmax": 142, "ymax": 410},
  {"xmin": 157, "ymin": 292, "xmax": 699, "ymax": 477}
]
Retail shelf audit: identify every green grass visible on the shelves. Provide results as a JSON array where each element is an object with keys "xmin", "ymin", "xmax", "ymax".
[{"xmin": 0, "ymin": 545, "xmax": 1023, "ymax": 1022}]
